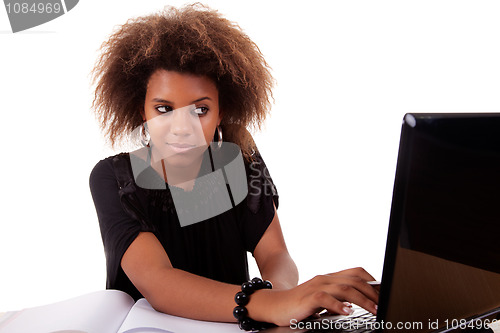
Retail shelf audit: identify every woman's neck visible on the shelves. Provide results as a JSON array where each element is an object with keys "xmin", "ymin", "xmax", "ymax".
[{"xmin": 150, "ymin": 156, "xmax": 204, "ymax": 191}]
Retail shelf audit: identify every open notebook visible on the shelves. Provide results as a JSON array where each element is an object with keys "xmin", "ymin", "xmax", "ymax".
[{"xmin": 0, "ymin": 290, "xmax": 241, "ymax": 333}]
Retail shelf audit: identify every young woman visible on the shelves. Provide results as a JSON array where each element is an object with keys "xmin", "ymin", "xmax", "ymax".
[{"xmin": 90, "ymin": 4, "xmax": 378, "ymax": 330}]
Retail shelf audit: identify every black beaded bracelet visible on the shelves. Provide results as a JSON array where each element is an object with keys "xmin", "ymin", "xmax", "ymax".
[{"xmin": 233, "ymin": 277, "xmax": 274, "ymax": 331}]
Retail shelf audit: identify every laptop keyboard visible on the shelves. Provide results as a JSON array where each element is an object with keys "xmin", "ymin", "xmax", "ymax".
[{"xmin": 305, "ymin": 309, "xmax": 377, "ymax": 332}]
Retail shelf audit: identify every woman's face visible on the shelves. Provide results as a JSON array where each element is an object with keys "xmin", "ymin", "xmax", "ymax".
[{"xmin": 143, "ymin": 69, "xmax": 221, "ymax": 168}]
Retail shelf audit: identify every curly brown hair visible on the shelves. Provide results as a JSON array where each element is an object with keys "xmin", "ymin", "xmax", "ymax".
[{"xmin": 91, "ymin": 3, "xmax": 274, "ymax": 159}]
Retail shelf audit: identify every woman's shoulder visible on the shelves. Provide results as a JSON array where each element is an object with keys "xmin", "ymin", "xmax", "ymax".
[
  {"xmin": 89, "ymin": 152, "xmax": 131, "ymax": 185},
  {"xmin": 244, "ymin": 152, "xmax": 279, "ymax": 213}
]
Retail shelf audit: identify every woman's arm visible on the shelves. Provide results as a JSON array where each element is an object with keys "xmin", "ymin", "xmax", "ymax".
[
  {"xmin": 253, "ymin": 207, "xmax": 299, "ymax": 290},
  {"xmin": 121, "ymin": 232, "xmax": 241, "ymax": 322},
  {"xmin": 122, "ymin": 230, "xmax": 378, "ymax": 326}
]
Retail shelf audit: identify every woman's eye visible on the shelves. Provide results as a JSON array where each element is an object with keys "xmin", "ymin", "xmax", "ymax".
[
  {"xmin": 193, "ymin": 107, "xmax": 208, "ymax": 116},
  {"xmin": 156, "ymin": 105, "xmax": 173, "ymax": 113}
]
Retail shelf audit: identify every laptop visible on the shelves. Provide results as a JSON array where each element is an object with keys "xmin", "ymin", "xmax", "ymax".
[{"xmin": 263, "ymin": 113, "xmax": 500, "ymax": 332}]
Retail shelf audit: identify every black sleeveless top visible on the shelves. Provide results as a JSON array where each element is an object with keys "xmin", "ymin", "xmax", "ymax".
[{"xmin": 89, "ymin": 151, "xmax": 278, "ymax": 300}]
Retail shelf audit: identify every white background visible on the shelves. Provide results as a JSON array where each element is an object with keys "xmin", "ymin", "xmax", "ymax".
[{"xmin": 1, "ymin": 0, "xmax": 499, "ymax": 311}]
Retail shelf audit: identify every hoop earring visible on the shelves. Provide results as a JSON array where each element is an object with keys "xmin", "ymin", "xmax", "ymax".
[
  {"xmin": 215, "ymin": 125, "xmax": 223, "ymax": 149},
  {"xmin": 141, "ymin": 122, "xmax": 150, "ymax": 147}
]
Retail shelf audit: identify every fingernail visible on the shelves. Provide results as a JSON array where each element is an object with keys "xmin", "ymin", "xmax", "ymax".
[
  {"xmin": 343, "ymin": 306, "xmax": 354, "ymax": 315},
  {"xmin": 343, "ymin": 302, "xmax": 352, "ymax": 308}
]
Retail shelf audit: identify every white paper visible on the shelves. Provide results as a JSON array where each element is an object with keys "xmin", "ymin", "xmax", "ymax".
[
  {"xmin": 488, "ymin": 319, "xmax": 500, "ymax": 333},
  {"xmin": 118, "ymin": 299, "xmax": 241, "ymax": 333},
  {"xmin": 0, "ymin": 290, "xmax": 135, "ymax": 333}
]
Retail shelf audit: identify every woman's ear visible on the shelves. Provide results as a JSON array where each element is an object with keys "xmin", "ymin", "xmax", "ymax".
[{"xmin": 217, "ymin": 111, "xmax": 222, "ymax": 126}]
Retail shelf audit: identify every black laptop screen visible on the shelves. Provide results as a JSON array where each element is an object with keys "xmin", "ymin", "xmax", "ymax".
[{"xmin": 380, "ymin": 114, "xmax": 500, "ymax": 332}]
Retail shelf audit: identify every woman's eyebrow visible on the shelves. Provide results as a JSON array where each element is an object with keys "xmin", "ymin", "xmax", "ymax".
[
  {"xmin": 150, "ymin": 97, "xmax": 212, "ymax": 104},
  {"xmin": 151, "ymin": 98, "xmax": 173, "ymax": 104},
  {"xmin": 191, "ymin": 97, "xmax": 212, "ymax": 103}
]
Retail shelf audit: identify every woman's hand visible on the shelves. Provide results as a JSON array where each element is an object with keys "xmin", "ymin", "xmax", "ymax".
[{"xmin": 247, "ymin": 267, "xmax": 379, "ymax": 327}]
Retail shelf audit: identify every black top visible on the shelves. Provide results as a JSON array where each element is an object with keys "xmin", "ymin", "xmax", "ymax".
[{"xmin": 89, "ymin": 151, "xmax": 278, "ymax": 300}]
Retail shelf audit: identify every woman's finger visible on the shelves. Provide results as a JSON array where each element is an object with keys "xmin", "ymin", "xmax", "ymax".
[
  {"xmin": 337, "ymin": 276, "xmax": 380, "ymax": 304},
  {"xmin": 306, "ymin": 291, "xmax": 355, "ymax": 316},
  {"xmin": 327, "ymin": 283, "xmax": 378, "ymax": 314},
  {"xmin": 314, "ymin": 274, "xmax": 379, "ymax": 304},
  {"xmin": 326, "ymin": 267, "xmax": 376, "ymax": 283}
]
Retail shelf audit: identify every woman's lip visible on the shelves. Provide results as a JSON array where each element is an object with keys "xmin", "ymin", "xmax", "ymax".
[
  {"xmin": 168, "ymin": 143, "xmax": 196, "ymax": 148},
  {"xmin": 167, "ymin": 142, "xmax": 196, "ymax": 153}
]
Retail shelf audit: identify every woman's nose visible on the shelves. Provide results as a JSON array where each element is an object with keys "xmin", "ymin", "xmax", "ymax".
[{"xmin": 170, "ymin": 108, "xmax": 193, "ymax": 137}]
